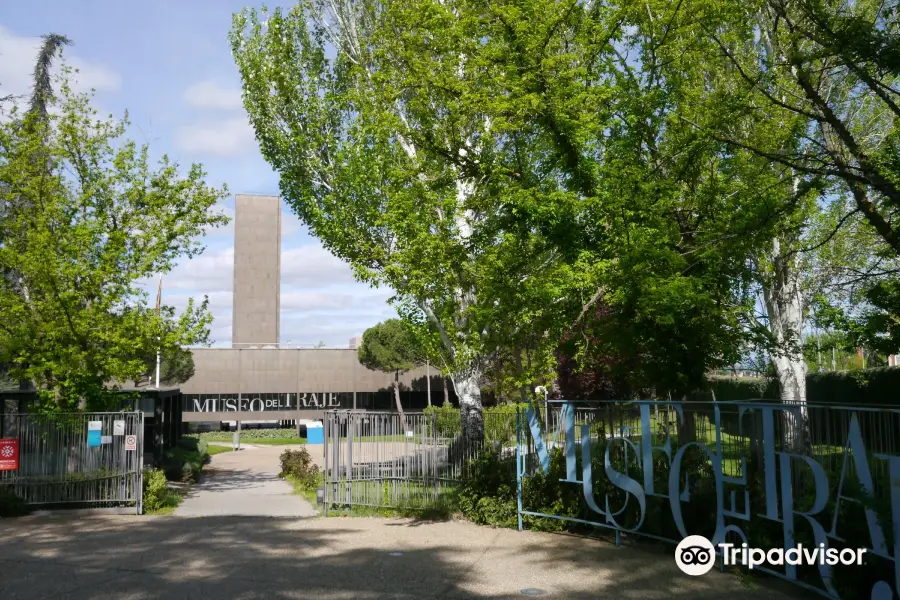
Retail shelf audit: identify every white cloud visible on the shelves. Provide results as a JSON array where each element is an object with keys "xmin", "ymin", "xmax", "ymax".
[
  {"xmin": 282, "ymin": 210, "xmax": 303, "ymax": 238},
  {"xmin": 163, "ymin": 247, "xmax": 235, "ymax": 292},
  {"xmin": 281, "ymin": 287, "xmax": 392, "ymax": 312},
  {"xmin": 0, "ymin": 25, "xmax": 120, "ymax": 101},
  {"xmin": 279, "ymin": 310, "xmax": 397, "ymax": 347},
  {"xmin": 282, "ymin": 245, "xmax": 357, "ymax": 287},
  {"xmin": 281, "ymin": 291, "xmax": 355, "ymax": 312},
  {"xmin": 183, "ymin": 80, "xmax": 243, "ymax": 111},
  {"xmin": 174, "ymin": 116, "xmax": 256, "ymax": 157},
  {"xmin": 163, "ymin": 290, "xmax": 233, "ymax": 315},
  {"xmin": 204, "ymin": 202, "xmax": 235, "ymax": 237}
]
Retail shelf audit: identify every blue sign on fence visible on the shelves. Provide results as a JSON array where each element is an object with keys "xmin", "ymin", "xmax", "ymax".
[
  {"xmin": 87, "ymin": 421, "xmax": 102, "ymax": 447},
  {"xmin": 518, "ymin": 400, "xmax": 900, "ymax": 600}
]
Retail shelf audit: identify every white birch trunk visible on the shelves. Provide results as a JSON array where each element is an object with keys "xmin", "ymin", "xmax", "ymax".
[
  {"xmin": 321, "ymin": 0, "xmax": 486, "ymax": 442},
  {"xmin": 761, "ymin": 234, "xmax": 808, "ymax": 450},
  {"xmin": 451, "ymin": 368, "xmax": 485, "ymax": 444}
]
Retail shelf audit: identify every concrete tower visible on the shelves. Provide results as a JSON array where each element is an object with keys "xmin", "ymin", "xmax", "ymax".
[{"xmin": 232, "ymin": 194, "xmax": 281, "ymax": 348}]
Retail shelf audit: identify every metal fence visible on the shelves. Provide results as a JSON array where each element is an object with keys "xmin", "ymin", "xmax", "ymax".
[
  {"xmin": 519, "ymin": 400, "xmax": 900, "ymax": 600},
  {"xmin": 322, "ymin": 410, "xmax": 513, "ymax": 512},
  {"xmin": 0, "ymin": 411, "xmax": 144, "ymax": 513},
  {"xmin": 326, "ymin": 400, "xmax": 900, "ymax": 599}
]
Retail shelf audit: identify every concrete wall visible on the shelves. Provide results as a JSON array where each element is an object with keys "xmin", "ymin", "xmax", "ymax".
[
  {"xmin": 232, "ymin": 194, "xmax": 281, "ymax": 347},
  {"xmin": 180, "ymin": 348, "xmax": 449, "ymax": 422},
  {"xmin": 182, "ymin": 348, "xmax": 437, "ymax": 395}
]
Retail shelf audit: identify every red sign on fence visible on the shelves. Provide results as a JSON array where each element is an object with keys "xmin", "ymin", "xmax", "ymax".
[{"xmin": 0, "ymin": 438, "xmax": 19, "ymax": 471}]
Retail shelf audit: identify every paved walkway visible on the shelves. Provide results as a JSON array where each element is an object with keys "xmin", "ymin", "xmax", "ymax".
[
  {"xmin": 0, "ymin": 514, "xmax": 800, "ymax": 600},
  {"xmin": 175, "ymin": 443, "xmax": 317, "ymax": 517}
]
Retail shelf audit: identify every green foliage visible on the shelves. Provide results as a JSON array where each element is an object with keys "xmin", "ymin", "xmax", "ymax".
[
  {"xmin": 424, "ymin": 403, "xmax": 525, "ymax": 445},
  {"xmin": 0, "ymin": 67, "xmax": 228, "ymax": 412},
  {"xmin": 141, "ymin": 467, "xmax": 168, "ymax": 513},
  {"xmin": 807, "ymin": 367, "xmax": 900, "ymax": 407},
  {"xmin": 358, "ymin": 319, "xmax": 423, "ymax": 375},
  {"xmin": 457, "ymin": 449, "xmax": 519, "ymax": 528},
  {"xmin": 189, "ymin": 428, "xmax": 303, "ymax": 442},
  {"xmin": 423, "ymin": 403, "xmax": 461, "ymax": 438},
  {"xmin": 135, "ymin": 345, "xmax": 196, "ymax": 387},
  {"xmin": 162, "ymin": 437, "xmax": 208, "ymax": 483},
  {"xmin": 286, "ymin": 471, "xmax": 324, "ymax": 506},
  {"xmin": 705, "ymin": 366, "xmax": 900, "ymax": 405},
  {"xmin": 279, "ymin": 447, "xmax": 319, "ymax": 491},
  {"xmin": 691, "ymin": 376, "xmax": 779, "ymax": 402},
  {"xmin": 0, "ymin": 487, "xmax": 30, "ymax": 517}
]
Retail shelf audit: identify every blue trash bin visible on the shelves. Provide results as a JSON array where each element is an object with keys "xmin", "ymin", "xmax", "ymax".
[{"xmin": 307, "ymin": 421, "xmax": 323, "ymax": 444}]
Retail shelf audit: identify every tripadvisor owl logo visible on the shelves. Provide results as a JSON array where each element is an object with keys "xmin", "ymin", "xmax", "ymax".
[
  {"xmin": 674, "ymin": 535, "xmax": 868, "ymax": 576},
  {"xmin": 675, "ymin": 536, "xmax": 716, "ymax": 576}
]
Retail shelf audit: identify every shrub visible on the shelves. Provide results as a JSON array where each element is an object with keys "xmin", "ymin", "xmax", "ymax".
[
  {"xmin": 806, "ymin": 367, "xmax": 900, "ymax": 406},
  {"xmin": 177, "ymin": 436, "xmax": 208, "ymax": 457},
  {"xmin": 142, "ymin": 468, "xmax": 168, "ymax": 513},
  {"xmin": 162, "ymin": 437, "xmax": 209, "ymax": 483},
  {"xmin": 423, "ymin": 404, "xmax": 461, "ymax": 438},
  {"xmin": 0, "ymin": 487, "xmax": 30, "ymax": 517},
  {"xmin": 279, "ymin": 447, "xmax": 319, "ymax": 491}
]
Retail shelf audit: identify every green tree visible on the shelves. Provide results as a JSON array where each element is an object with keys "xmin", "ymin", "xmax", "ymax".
[
  {"xmin": 231, "ymin": 0, "xmax": 776, "ymax": 422},
  {"xmin": 129, "ymin": 303, "xmax": 208, "ymax": 387},
  {"xmin": 231, "ymin": 1, "xmax": 584, "ymax": 442},
  {"xmin": 0, "ymin": 71, "xmax": 228, "ymax": 411},
  {"xmin": 630, "ymin": 0, "xmax": 900, "ymax": 413},
  {"xmin": 358, "ymin": 319, "xmax": 425, "ymax": 423}
]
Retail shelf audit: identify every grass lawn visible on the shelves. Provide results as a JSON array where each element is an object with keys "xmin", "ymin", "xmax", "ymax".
[
  {"xmin": 244, "ymin": 437, "xmax": 306, "ymax": 445},
  {"xmin": 207, "ymin": 445, "xmax": 234, "ymax": 456},
  {"xmin": 285, "ymin": 472, "xmax": 322, "ymax": 505},
  {"xmin": 337, "ymin": 435, "xmax": 430, "ymax": 443}
]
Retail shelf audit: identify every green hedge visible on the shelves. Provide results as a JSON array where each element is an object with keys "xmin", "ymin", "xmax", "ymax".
[
  {"xmin": 695, "ymin": 367, "xmax": 900, "ymax": 406},
  {"xmin": 702, "ymin": 376, "xmax": 779, "ymax": 401},
  {"xmin": 189, "ymin": 428, "xmax": 303, "ymax": 442},
  {"xmin": 806, "ymin": 367, "xmax": 900, "ymax": 406},
  {"xmin": 0, "ymin": 487, "xmax": 30, "ymax": 517},
  {"xmin": 424, "ymin": 403, "xmax": 524, "ymax": 445}
]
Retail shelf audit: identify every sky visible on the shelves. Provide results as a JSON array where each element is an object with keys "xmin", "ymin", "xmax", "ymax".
[{"xmin": 0, "ymin": 1, "xmax": 397, "ymax": 348}]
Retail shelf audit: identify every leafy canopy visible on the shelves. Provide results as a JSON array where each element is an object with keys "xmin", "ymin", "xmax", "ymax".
[
  {"xmin": 358, "ymin": 319, "xmax": 424, "ymax": 375},
  {"xmin": 0, "ymin": 71, "xmax": 228, "ymax": 410}
]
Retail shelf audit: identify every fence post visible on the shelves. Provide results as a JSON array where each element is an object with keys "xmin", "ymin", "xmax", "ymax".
[
  {"xmin": 516, "ymin": 407, "xmax": 523, "ymax": 532},
  {"xmin": 323, "ymin": 412, "xmax": 329, "ymax": 517},
  {"xmin": 137, "ymin": 411, "xmax": 144, "ymax": 515}
]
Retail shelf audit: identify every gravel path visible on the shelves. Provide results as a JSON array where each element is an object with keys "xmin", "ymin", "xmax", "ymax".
[
  {"xmin": 175, "ymin": 444, "xmax": 318, "ymax": 517},
  {"xmin": 0, "ymin": 513, "xmax": 802, "ymax": 600}
]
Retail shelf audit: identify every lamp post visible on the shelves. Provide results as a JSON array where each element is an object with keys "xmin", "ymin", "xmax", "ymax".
[{"xmin": 155, "ymin": 275, "xmax": 162, "ymax": 389}]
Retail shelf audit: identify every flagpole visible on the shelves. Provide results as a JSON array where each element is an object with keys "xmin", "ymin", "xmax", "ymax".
[{"xmin": 155, "ymin": 275, "xmax": 162, "ymax": 389}]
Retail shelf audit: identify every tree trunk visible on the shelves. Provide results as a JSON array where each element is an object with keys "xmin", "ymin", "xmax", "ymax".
[
  {"xmin": 443, "ymin": 376, "xmax": 449, "ymax": 405},
  {"xmin": 451, "ymin": 369, "xmax": 484, "ymax": 445},
  {"xmin": 761, "ymin": 234, "xmax": 808, "ymax": 451},
  {"xmin": 426, "ymin": 360, "xmax": 431, "ymax": 407},
  {"xmin": 393, "ymin": 372, "xmax": 406, "ymax": 431}
]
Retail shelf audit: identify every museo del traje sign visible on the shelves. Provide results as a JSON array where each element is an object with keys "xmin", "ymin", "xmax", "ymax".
[
  {"xmin": 521, "ymin": 401, "xmax": 900, "ymax": 599},
  {"xmin": 183, "ymin": 392, "xmax": 349, "ymax": 413}
]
